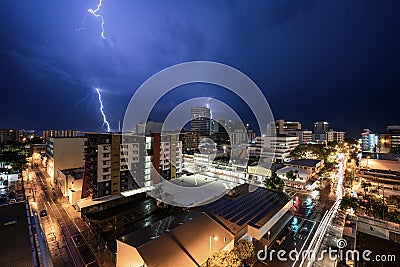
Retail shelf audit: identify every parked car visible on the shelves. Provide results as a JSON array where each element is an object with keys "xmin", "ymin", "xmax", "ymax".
[{"xmin": 39, "ymin": 210, "xmax": 48, "ymax": 217}]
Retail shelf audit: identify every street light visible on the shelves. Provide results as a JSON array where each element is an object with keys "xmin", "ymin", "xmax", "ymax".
[
  {"xmin": 267, "ymin": 231, "xmax": 271, "ymax": 246},
  {"xmin": 210, "ymin": 235, "xmax": 218, "ymax": 256}
]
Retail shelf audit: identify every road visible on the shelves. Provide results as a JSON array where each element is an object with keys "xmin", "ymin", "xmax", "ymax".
[
  {"xmin": 255, "ymin": 155, "xmax": 345, "ymax": 267},
  {"xmin": 27, "ymin": 166, "xmax": 99, "ymax": 267}
]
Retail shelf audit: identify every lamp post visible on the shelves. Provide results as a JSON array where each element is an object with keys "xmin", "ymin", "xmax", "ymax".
[{"xmin": 210, "ymin": 235, "xmax": 218, "ymax": 257}]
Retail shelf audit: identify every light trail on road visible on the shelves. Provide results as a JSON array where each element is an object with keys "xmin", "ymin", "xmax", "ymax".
[{"xmin": 296, "ymin": 154, "xmax": 346, "ymax": 267}]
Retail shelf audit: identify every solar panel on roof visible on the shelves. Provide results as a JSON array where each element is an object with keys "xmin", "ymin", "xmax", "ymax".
[
  {"xmin": 248, "ymin": 198, "xmax": 283, "ymax": 225},
  {"xmin": 220, "ymin": 190, "xmax": 265, "ymax": 218},
  {"xmin": 224, "ymin": 191, "xmax": 265, "ymax": 218},
  {"xmin": 229, "ymin": 194, "xmax": 268, "ymax": 223}
]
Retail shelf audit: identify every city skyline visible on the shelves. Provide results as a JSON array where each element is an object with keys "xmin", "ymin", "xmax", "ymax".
[
  {"xmin": 1, "ymin": 1, "xmax": 399, "ymax": 138},
  {"xmin": 2, "ymin": 2, "xmax": 400, "ymax": 267}
]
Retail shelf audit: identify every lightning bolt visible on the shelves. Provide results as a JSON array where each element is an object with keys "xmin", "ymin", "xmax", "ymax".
[
  {"xmin": 77, "ymin": 0, "xmax": 106, "ymax": 39},
  {"xmin": 95, "ymin": 88, "xmax": 111, "ymax": 132},
  {"xmin": 88, "ymin": 0, "xmax": 106, "ymax": 39}
]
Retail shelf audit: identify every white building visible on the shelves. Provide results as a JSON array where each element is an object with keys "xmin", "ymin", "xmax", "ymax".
[
  {"xmin": 312, "ymin": 130, "xmax": 346, "ymax": 143},
  {"xmin": 255, "ymin": 135, "xmax": 299, "ymax": 163},
  {"xmin": 286, "ymin": 130, "xmax": 312, "ymax": 144},
  {"xmin": 46, "ymin": 137, "xmax": 86, "ymax": 182}
]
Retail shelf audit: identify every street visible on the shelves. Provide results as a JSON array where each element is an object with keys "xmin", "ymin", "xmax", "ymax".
[
  {"xmin": 254, "ymin": 155, "xmax": 344, "ymax": 267},
  {"xmin": 26, "ymin": 166, "xmax": 100, "ymax": 267}
]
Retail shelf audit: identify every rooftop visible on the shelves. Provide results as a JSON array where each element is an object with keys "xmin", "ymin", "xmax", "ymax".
[
  {"xmin": 119, "ymin": 211, "xmax": 202, "ymax": 247},
  {"xmin": 199, "ymin": 184, "xmax": 290, "ymax": 230},
  {"xmin": 118, "ymin": 211, "xmax": 234, "ymax": 266},
  {"xmin": 276, "ymin": 166, "xmax": 311, "ymax": 180},
  {"xmin": 0, "ymin": 202, "xmax": 34, "ymax": 266},
  {"xmin": 249, "ymin": 162, "xmax": 285, "ymax": 172},
  {"xmin": 285, "ymin": 159, "xmax": 322, "ymax": 167},
  {"xmin": 59, "ymin": 167, "xmax": 84, "ymax": 180}
]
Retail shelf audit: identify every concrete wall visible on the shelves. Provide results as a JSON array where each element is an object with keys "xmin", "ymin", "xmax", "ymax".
[
  {"xmin": 48, "ymin": 138, "xmax": 86, "ymax": 182},
  {"xmin": 248, "ymin": 200, "xmax": 293, "ymax": 240}
]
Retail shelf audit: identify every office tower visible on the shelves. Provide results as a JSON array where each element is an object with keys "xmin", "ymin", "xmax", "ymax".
[
  {"xmin": 314, "ymin": 121, "xmax": 330, "ymax": 134},
  {"xmin": 190, "ymin": 107, "xmax": 211, "ymax": 136}
]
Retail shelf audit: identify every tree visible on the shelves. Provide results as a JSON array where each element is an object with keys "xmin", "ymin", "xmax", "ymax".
[
  {"xmin": 233, "ymin": 239, "xmax": 255, "ymax": 264},
  {"xmin": 207, "ymin": 251, "xmax": 241, "ymax": 267},
  {"xmin": 286, "ymin": 170, "xmax": 297, "ymax": 187},
  {"xmin": 264, "ymin": 172, "xmax": 284, "ymax": 191},
  {"xmin": 340, "ymin": 195, "xmax": 359, "ymax": 210}
]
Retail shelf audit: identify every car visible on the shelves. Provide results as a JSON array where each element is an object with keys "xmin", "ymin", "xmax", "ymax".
[
  {"xmin": 9, "ymin": 199, "xmax": 16, "ymax": 204},
  {"xmin": 39, "ymin": 210, "xmax": 48, "ymax": 217}
]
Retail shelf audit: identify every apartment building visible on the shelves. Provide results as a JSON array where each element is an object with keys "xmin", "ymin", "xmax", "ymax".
[
  {"xmin": 286, "ymin": 130, "xmax": 312, "ymax": 144},
  {"xmin": 313, "ymin": 130, "xmax": 346, "ymax": 143},
  {"xmin": 43, "ymin": 130, "xmax": 79, "ymax": 139},
  {"xmin": 230, "ymin": 128, "xmax": 256, "ymax": 145},
  {"xmin": 179, "ymin": 131, "xmax": 201, "ymax": 153},
  {"xmin": 45, "ymin": 137, "xmax": 86, "ymax": 182},
  {"xmin": 82, "ymin": 133, "xmax": 183, "ymax": 199}
]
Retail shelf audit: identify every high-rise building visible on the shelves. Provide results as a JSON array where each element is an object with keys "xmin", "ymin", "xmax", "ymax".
[
  {"xmin": 314, "ymin": 121, "xmax": 330, "ymax": 134},
  {"xmin": 0, "ymin": 129, "xmax": 22, "ymax": 144},
  {"xmin": 190, "ymin": 107, "xmax": 211, "ymax": 136},
  {"xmin": 135, "ymin": 121, "xmax": 163, "ymax": 135},
  {"xmin": 267, "ymin": 120, "xmax": 302, "ymax": 136},
  {"xmin": 211, "ymin": 119, "xmax": 232, "ymax": 134},
  {"xmin": 82, "ymin": 132, "xmax": 183, "ymax": 199},
  {"xmin": 312, "ymin": 130, "xmax": 346, "ymax": 143},
  {"xmin": 286, "ymin": 130, "xmax": 313, "ymax": 144},
  {"xmin": 361, "ymin": 129, "xmax": 378, "ymax": 152},
  {"xmin": 43, "ymin": 130, "xmax": 79, "ymax": 140},
  {"xmin": 231, "ymin": 128, "xmax": 256, "ymax": 144},
  {"xmin": 329, "ymin": 130, "xmax": 346, "ymax": 143},
  {"xmin": 255, "ymin": 135, "xmax": 299, "ymax": 163},
  {"xmin": 179, "ymin": 131, "xmax": 201, "ymax": 153}
]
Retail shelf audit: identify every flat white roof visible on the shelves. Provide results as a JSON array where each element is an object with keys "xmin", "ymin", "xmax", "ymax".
[{"xmin": 76, "ymin": 194, "xmax": 122, "ymax": 209}]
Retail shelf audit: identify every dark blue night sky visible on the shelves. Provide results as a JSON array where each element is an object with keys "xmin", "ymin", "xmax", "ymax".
[{"xmin": 1, "ymin": 0, "xmax": 399, "ymax": 138}]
